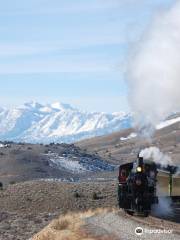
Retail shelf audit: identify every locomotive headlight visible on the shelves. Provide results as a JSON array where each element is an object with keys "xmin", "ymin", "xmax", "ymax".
[{"xmin": 137, "ymin": 167, "xmax": 142, "ymax": 172}]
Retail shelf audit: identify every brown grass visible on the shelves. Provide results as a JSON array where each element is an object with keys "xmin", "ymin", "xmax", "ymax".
[{"xmin": 32, "ymin": 208, "xmax": 117, "ymax": 240}]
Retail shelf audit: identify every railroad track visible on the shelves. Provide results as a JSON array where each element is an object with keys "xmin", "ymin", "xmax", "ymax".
[
  {"xmin": 117, "ymin": 203, "xmax": 180, "ymax": 234},
  {"xmin": 151, "ymin": 202, "xmax": 180, "ymax": 223}
]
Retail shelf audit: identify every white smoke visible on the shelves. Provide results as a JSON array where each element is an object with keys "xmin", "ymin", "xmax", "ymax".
[
  {"xmin": 139, "ymin": 146, "xmax": 172, "ymax": 166},
  {"xmin": 140, "ymin": 147, "xmax": 173, "ymax": 215},
  {"xmin": 127, "ymin": 1, "xmax": 180, "ymax": 135},
  {"xmin": 152, "ymin": 197, "xmax": 173, "ymax": 216}
]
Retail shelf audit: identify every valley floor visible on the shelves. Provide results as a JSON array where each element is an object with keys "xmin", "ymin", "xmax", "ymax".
[{"xmin": 0, "ymin": 180, "xmax": 117, "ymax": 240}]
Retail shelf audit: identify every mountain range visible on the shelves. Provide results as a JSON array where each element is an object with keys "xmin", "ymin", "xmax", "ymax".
[{"xmin": 0, "ymin": 101, "xmax": 132, "ymax": 143}]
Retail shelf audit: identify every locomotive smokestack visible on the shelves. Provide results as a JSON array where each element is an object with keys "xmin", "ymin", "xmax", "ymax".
[
  {"xmin": 137, "ymin": 153, "xmax": 144, "ymax": 167},
  {"xmin": 135, "ymin": 154, "xmax": 144, "ymax": 172},
  {"xmin": 138, "ymin": 156, "xmax": 144, "ymax": 167}
]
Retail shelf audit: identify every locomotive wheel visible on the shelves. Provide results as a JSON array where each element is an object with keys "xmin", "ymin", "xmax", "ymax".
[
  {"xmin": 125, "ymin": 210, "xmax": 134, "ymax": 216},
  {"xmin": 117, "ymin": 185, "xmax": 127, "ymax": 208},
  {"xmin": 143, "ymin": 211, "xmax": 149, "ymax": 217}
]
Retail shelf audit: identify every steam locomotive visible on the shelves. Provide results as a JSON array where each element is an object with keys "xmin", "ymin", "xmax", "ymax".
[{"xmin": 117, "ymin": 156, "xmax": 158, "ymax": 216}]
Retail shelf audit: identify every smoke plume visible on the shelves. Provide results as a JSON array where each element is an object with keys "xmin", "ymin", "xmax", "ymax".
[
  {"xmin": 127, "ymin": 1, "xmax": 180, "ymax": 135},
  {"xmin": 139, "ymin": 146, "xmax": 172, "ymax": 166},
  {"xmin": 152, "ymin": 196, "xmax": 173, "ymax": 216},
  {"xmin": 141, "ymin": 147, "xmax": 173, "ymax": 215}
]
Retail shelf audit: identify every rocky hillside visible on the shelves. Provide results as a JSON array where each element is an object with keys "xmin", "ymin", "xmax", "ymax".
[
  {"xmin": 77, "ymin": 116, "xmax": 180, "ymax": 166},
  {"xmin": 0, "ymin": 142, "xmax": 114, "ymax": 185}
]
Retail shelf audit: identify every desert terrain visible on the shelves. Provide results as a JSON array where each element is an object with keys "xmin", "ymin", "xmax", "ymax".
[{"xmin": 0, "ymin": 120, "xmax": 180, "ymax": 239}]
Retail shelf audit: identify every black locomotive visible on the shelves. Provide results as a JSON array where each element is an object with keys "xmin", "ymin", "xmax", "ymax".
[{"xmin": 118, "ymin": 155, "xmax": 158, "ymax": 216}]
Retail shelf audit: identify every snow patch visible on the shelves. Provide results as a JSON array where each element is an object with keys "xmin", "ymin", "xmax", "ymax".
[
  {"xmin": 45, "ymin": 152, "xmax": 115, "ymax": 173},
  {"xmin": 120, "ymin": 132, "xmax": 137, "ymax": 141},
  {"xmin": 48, "ymin": 154, "xmax": 86, "ymax": 173},
  {"xmin": 0, "ymin": 143, "xmax": 10, "ymax": 148},
  {"xmin": 156, "ymin": 117, "xmax": 180, "ymax": 129}
]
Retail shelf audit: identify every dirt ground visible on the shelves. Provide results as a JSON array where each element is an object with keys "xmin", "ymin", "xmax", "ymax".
[{"xmin": 0, "ymin": 180, "xmax": 117, "ymax": 240}]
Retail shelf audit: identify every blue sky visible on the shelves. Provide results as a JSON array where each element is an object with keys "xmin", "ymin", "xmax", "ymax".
[{"xmin": 0, "ymin": 0, "xmax": 175, "ymax": 112}]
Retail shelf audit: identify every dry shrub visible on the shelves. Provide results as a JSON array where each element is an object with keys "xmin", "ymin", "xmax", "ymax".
[
  {"xmin": 32, "ymin": 208, "xmax": 117, "ymax": 240},
  {"xmin": 51, "ymin": 218, "xmax": 70, "ymax": 231}
]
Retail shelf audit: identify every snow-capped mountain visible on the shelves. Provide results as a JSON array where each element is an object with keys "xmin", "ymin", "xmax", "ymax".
[{"xmin": 0, "ymin": 101, "xmax": 132, "ymax": 143}]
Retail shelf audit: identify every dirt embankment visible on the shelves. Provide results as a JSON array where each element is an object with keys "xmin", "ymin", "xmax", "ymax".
[
  {"xmin": 32, "ymin": 208, "xmax": 117, "ymax": 240},
  {"xmin": 31, "ymin": 208, "xmax": 180, "ymax": 240}
]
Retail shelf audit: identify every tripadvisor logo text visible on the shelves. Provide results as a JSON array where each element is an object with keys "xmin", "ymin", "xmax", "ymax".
[{"xmin": 135, "ymin": 227, "xmax": 173, "ymax": 236}]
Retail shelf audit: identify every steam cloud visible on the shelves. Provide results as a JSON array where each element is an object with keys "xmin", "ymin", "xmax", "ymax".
[
  {"xmin": 127, "ymin": 1, "xmax": 180, "ymax": 135},
  {"xmin": 140, "ymin": 147, "xmax": 174, "ymax": 215},
  {"xmin": 152, "ymin": 196, "xmax": 173, "ymax": 216},
  {"xmin": 139, "ymin": 146, "xmax": 172, "ymax": 166},
  {"xmin": 126, "ymin": 3, "xmax": 180, "ymax": 215}
]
